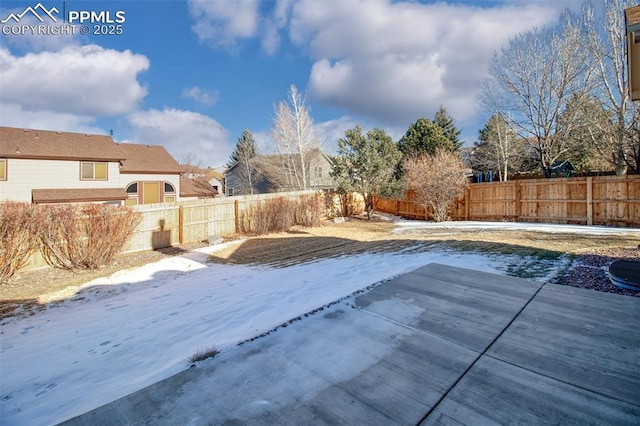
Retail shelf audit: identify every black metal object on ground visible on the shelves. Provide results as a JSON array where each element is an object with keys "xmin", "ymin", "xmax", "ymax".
[{"xmin": 609, "ymin": 260, "xmax": 640, "ymax": 291}]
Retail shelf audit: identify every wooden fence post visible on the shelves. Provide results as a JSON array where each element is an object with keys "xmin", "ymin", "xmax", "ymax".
[
  {"xmin": 464, "ymin": 186, "xmax": 470, "ymax": 220},
  {"xmin": 587, "ymin": 176, "xmax": 593, "ymax": 225},
  {"xmin": 234, "ymin": 199, "xmax": 239, "ymax": 233},
  {"xmin": 178, "ymin": 205, "xmax": 184, "ymax": 244},
  {"xmin": 514, "ymin": 180, "xmax": 521, "ymax": 222}
]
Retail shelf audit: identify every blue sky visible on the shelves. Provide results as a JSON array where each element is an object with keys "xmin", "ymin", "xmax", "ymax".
[{"xmin": 0, "ymin": 0, "xmax": 583, "ymax": 169}]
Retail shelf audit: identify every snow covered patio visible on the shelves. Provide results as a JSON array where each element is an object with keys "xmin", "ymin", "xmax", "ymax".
[{"xmin": 60, "ymin": 263, "xmax": 640, "ymax": 425}]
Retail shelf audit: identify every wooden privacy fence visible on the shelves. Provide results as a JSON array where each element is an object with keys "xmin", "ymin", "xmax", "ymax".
[
  {"xmin": 376, "ymin": 175, "xmax": 640, "ymax": 227},
  {"xmin": 21, "ymin": 190, "xmax": 360, "ymax": 271},
  {"xmin": 122, "ymin": 190, "xmax": 320, "ymax": 253}
]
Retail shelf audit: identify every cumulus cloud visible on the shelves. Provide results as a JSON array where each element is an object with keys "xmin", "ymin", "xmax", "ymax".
[
  {"xmin": 127, "ymin": 108, "xmax": 233, "ymax": 168},
  {"xmin": 287, "ymin": 0, "xmax": 561, "ymax": 129},
  {"xmin": 0, "ymin": 45, "xmax": 149, "ymax": 117},
  {"xmin": 0, "ymin": 103, "xmax": 104, "ymax": 134},
  {"xmin": 188, "ymin": 0, "xmax": 260, "ymax": 49},
  {"xmin": 182, "ymin": 86, "xmax": 219, "ymax": 106},
  {"xmin": 261, "ymin": 0, "xmax": 295, "ymax": 55}
]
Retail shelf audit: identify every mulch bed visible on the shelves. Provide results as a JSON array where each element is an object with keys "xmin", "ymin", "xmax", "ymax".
[{"xmin": 555, "ymin": 247, "xmax": 640, "ymax": 297}]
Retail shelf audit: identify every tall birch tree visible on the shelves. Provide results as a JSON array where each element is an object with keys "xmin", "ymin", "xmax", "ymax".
[{"xmin": 271, "ymin": 84, "xmax": 321, "ymax": 190}]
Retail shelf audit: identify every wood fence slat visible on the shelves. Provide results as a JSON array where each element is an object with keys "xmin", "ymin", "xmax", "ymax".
[{"xmin": 375, "ymin": 175, "xmax": 640, "ymax": 227}]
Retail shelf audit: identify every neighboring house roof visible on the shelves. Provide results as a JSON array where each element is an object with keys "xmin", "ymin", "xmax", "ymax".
[
  {"xmin": 205, "ymin": 169, "xmax": 224, "ymax": 182},
  {"xmin": 0, "ymin": 127, "xmax": 123, "ymax": 161},
  {"xmin": 118, "ymin": 144, "xmax": 183, "ymax": 174},
  {"xmin": 0, "ymin": 126, "xmax": 183, "ymax": 174},
  {"xmin": 32, "ymin": 188, "xmax": 127, "ymax": 204},
  {"xmin": 180, "ymin": 177, "xmax": 218, "ymax": 198}
]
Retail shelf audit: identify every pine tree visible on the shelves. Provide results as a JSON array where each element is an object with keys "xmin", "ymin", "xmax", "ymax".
[
  {"xmin": 227, "ymin": 130, "xmax": 259, "ymax": 194},
  {"xmin": 397, "ymin": 117, "xmax": 452, "ymax": 158},
  {"xmin": 434, "ymin": 105, "xmax": 463, "ymax": 151},
  {"xmin": 331, "ymin": 126, "xmax": 402, "ymax": 219},
  {"xmin": 227, "ymin": 130, "xmax": 258, "ymax": 169}
]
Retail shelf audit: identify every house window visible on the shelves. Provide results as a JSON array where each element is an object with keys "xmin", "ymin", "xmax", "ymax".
[
  {"xmin": 163, "ymin": 182, "xmax": 176, "ymax": 202},
  {"xmin": 126, "ymin": 183, "xmax": 138, "ymax": 194},
  {"xmin": 315, "ymin": 167, "xmax": 322, "ymax": 179},
  {"xmin": 81, "ymin": 162, "xmax": 107, "ymax": 180},
  {"xmin": 0, "ymin": 159, "xmax": 6, "ymax": 180},
  {"xmin": 125, "ymin": 182, "xmax": 138, "ymax": 205},
  {"xmin": 228, "ymin": 187, "xmax": 234, "ymax": 196}
]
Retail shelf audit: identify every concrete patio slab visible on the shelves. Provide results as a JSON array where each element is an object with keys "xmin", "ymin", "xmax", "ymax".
[
  {"xmin": 355, "ymin": 263, "xmax": 541, "ymax": 352},
  {"xmin": 63, "ymin": 302, "xmax": 478, "ymax": 425},
  {"xmin": 61, "ymin": 263, "xmax": 640, "ymax": 425},
  {"xmin": 422, "ymin": 356, "xmax": 640, "ymax": 425},
  {"xmin": 486, "ymin": 283, "xmax": 640, "ymax": 406}
]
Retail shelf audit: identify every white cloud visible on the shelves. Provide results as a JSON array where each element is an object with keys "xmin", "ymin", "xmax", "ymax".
[
  {"xmin": 261, "ymin": 0, "xmax": 295, "ymax": 55},
  {"xmin": 127, "ymin": 108, "xmax": 233, "ymax": 169},
  {"xmin": 188, "ymin": 0, "xmax": 260, "ymax": 50},
  {"xmin": 0, "ymin": 45, "xmax": 149, "ymax": 117},
  {"xmin": 0, "ymin": 103, "xmax": 104, "ymax": 135},
  {"xmin": 182, "ymin": 86, "xmax": 219, "ymax": 106},
  {"xmin": 287, "ymin": 0, "xmax": 561, "ymax": 128}
]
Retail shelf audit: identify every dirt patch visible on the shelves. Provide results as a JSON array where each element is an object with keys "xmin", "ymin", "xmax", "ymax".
[{"xmin": 2, "ymin": 217, "xmax": 638, "ymax": 318}]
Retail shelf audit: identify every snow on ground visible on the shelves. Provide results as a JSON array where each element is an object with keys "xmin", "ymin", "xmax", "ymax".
[
  {"xmin": 392, "ymin": 219, "xmax": 640, "ymax": 236},
  {"xmin": 1, "ymin": 221, "xmax": 635, "ymax": 425}
]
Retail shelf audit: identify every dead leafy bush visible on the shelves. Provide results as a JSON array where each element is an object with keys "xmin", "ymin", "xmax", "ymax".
[
  {"xmin": 240, "ymin": 194, "xmax": 327, "ymax": 235},
  {"xmin": 239, "ymin": 202, "xmax": 270, "ymax": 235},
  {"xmin": 239, "ymin": 197, "xmax": 296, "ymax": 234},
  {"xmin": 0, "ymin": 202, "xmax": 45, "ymax": 282},
  {"xmin": 403, "ymin": 149, "xmax": 468, "ymax": 222},
  {"xmin": 40, "ymin": 204, "xmax": 142, "ymax": 270},
  {"xmin": 269, "ymin": 197, "xmax": 297, "ymax": 231},
  {"xmin": 295, "ymin": 193, "xmax": 325, "ymax": 227}
]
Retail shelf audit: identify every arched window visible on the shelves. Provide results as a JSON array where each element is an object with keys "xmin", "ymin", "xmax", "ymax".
[
  {"xmin": 125, "ymin": 182, "xmax": 139, "ymax": 206},
  {"xmin": 126, "ymin": 183, "xmax": 138, "ymax": 194},
  {"xmin": 164, "ymin": 182, "xmax": 176, "ymax": 202}
]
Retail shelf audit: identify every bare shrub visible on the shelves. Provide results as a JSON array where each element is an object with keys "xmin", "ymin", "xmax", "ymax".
[
  {"xmin": 403, "ymin": 149, "xmax": 468, "ymax": 222},
  {"xmin": 295, "ymin": 193, "xmax": 325, "ymax": 227},
  {"xmin": 40, "ymin": 204, "xmax": 142, "ymax": 269},
  {"xmin": 239, "ymin": 203, "xmax": 269, "ymax": 235},
  {"xmin": 0, "ymin": 202, "xmax": 44, "ymax": 282},
  {"xmin": 269, "ymin": 197, "xmax": 296, "ymax": 232},
  {"xmin": 240, "ymin": 195, "xmax": 326, "ymax": 235}
]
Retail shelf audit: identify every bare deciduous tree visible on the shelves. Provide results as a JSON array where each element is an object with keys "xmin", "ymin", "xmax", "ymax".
[
  {"xmin": 481, "ymin": 13, "xmax": 591, "ymax": 177},
  {"xmin": 177, "ymin": 152, "xmax": 203, "ymax": 177},
  {"xmin": 271, "ymin": 84, "xmax": 321, "ymax": 190},
  {"xmin": 403, "ymin": 149, "xmax": 468, "ymax": 222},
  {"xmin": 583, "ymin": 0, "xmax": 638, "ymax": 174}
]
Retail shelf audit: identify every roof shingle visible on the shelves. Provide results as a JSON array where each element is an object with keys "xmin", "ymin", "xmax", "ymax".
[{"xmin": 0, "ymin": 126, "xmax": 183, "ymax": 174}]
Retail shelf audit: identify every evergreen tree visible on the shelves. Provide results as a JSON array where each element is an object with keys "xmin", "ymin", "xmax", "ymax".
[
  {"xmin": 434, "ymin": 105, "xmax": 463, "ymax": 150},
  {"xmin": 227, "ymin": 130, "xmax": 259, "ymax": 195},
  {"xmin": 331, "ymin": 126, "xmax": 402, "ymax": 219},
  {"xmin": 397, "ymin": 117, "xmax": 452, "ymax": 158},
  {"xmin": 471, "ymin": 114, "xmax": 524, "ymax": 181},
  {"xmin": 227, "ymin": 130, "xmax": 258, "ymax": 169}
]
